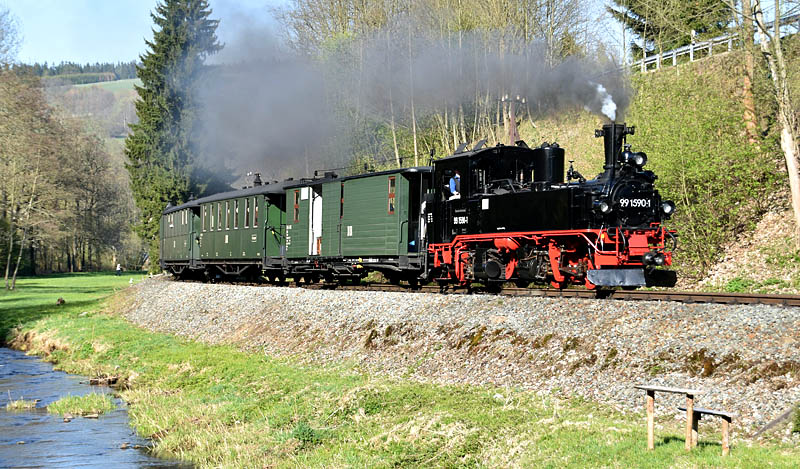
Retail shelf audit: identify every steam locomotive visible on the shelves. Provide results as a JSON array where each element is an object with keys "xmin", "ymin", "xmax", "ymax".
[{"xmin": 160, "ymin": 123, "xmax": 677, "ymax": 290}]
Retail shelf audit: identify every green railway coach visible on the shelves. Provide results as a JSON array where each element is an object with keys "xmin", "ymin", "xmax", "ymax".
[
  {"xmin": 159, "ymin": 179, "xmax": 288, "ymax": 279},
  {"xmin": 284, "ymin": 167, "xmax": 430, "ymax": 281},
  {"xmin": 160, "ymin": 207, "xmax": 197, "ymax": 264}
]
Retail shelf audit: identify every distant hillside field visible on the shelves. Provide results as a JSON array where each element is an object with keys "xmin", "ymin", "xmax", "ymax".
[{"xmin": 74, "ymin": 78, "xmax": 141, "ymax": 95}]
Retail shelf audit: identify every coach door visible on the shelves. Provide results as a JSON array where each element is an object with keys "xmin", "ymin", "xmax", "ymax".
[{"xmin": 308, "ymin": 186, "xmax": 323, "ymax": 256}]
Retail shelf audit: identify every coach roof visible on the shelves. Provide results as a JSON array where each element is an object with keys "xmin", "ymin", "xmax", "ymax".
[{"xmin": 162, "ymin": 180, "xmax": 290, "ymax": 215}]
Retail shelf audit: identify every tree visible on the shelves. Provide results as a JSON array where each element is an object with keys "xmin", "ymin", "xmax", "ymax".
[
  {"xmin": 0, "ymin": 70, "xmax": 60, "ymax": 289},
  {"xmin": 608, "ymin": 0, "xmax": 731, "ymax": 58},
  {"xmin": 750, "ymin": 0, "xmax": 800, "ymax": 246},
  {"xmin": 0, "ymin": 5, "xmax": 19, "ymax": 64},
  {"xmin": 125, "ymin": 0, "xmax": 222, "ymax": 270}
]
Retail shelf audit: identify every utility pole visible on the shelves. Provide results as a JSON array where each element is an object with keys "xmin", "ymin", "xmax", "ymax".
[{"xmin": 501, "ymin": 94, "xmax": 526, "ymax": 145}]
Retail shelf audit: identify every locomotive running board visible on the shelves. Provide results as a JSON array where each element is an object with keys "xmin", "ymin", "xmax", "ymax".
[{"xmin": 587, "ymin": 269, "xmax": 646, "ymax": 287}]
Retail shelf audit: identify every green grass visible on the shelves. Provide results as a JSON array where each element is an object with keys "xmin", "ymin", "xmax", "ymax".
[
  {"xmin": 48, "ymin": 393, "xmax": 116, "ymax": 416},
  {"xmin": 3, "ymin": 273, "xmax": 799, "ymax": 467},
  {"xmin": 0, "ymin": 272, "xmax": 144, "ymax": 342},
  {"xmin": 74, "ymin": 78, "xmax": 140, "ymax": 94},
  {"xmin": 5, "ymin": 398, "xmax": 39, "ymax": 411}
]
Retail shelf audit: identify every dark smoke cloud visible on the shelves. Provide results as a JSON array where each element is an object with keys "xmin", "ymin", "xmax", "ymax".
[
  {"xmin": 196, "ymin": 12, "xmax": 338, "ymax": 182},
  {"xmin": 196, "ymin": 9, "xmax": 631, "ymax": 181}
]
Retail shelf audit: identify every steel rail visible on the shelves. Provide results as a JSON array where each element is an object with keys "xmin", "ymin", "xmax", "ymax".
[
  {"xmin": 173, "ymin": 278, "xmax": 800, "ymax": 307},
  {"xmin": 298, "ymin": 282, "xmax": 800, "ymax": 307}
]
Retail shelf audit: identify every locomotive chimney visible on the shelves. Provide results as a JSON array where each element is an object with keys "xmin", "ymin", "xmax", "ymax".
[{"xmin": 595, "ymin": 123, "xmax": 634, "ymax": 179}]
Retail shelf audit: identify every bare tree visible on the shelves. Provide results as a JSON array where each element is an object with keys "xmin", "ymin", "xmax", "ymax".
[
  {"xmin": 747, "ymin": 0, "xmax": 800, "ymax": 245},
  {"xmin": 0, "ymin": 6, "xmax": 19, "ymax": 64}
]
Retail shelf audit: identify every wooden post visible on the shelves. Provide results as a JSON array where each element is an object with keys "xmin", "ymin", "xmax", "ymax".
[
  {"xmin": 685, "ymin": 394, "xmax": 694, "ymax": 451},
  {"xmin": 691, "ymin": 413, "xmax": 699, "ymax": 447},
  {"xmin": 721, "ymin": 418, "xmax": 730, "ymax": 456},
  {"xmin": 672, "ymin": 51, "xmax": 677, "ymax": 66},
  {"xmin": 646, "ymin": 390, "xmax": 655, "ymax": 450}
]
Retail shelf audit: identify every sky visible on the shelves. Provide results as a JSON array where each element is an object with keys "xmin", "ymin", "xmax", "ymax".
[{"xmin": 4, "ymin": 0, "xmax": 286, "ymax": 65}]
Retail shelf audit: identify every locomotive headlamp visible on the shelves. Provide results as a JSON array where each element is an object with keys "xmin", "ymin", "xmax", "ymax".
[
  {"xmin": 594, "ymin": 200, "xmax": 612, "ymax": 214},
  {"xmin": 643, "ymin": 251, "xmax": 655, "ymax": 265},
  {"xmin": 631, "ymin": 152, "xmax": 647, "ymax": 168},
  {"xmin": 661, "ymin": 200, "xmax": 676, "ymax": 215},
  {"xmin": 643, "ymin": 251, "xmax": 666, "ymax": 266}
]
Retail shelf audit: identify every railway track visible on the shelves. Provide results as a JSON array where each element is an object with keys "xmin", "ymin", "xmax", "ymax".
[
  {"xmin": 176, "ymin": 277, "xmax": 800, "ymax": 307},
  {"xmin": 299, "ymin": 282, "xmax": 800, "ymax": 307}
]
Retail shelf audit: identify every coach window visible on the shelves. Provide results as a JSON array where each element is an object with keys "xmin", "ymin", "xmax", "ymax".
[
  {"xmin": 253, "ymin": 197, "xmax": 258, "ymax": 227},
  {"xmin": 293, "ymin": 190, "xmax": 300, "ymax": 222},
  {"xmin": 388, "ymin": 176, "xmax": 396, "ymax": 214},
  {"xmin": 210, "ymin": 204, "xmax": 215, "ymax": 231},
  {"xmin": 225, "ymin": 201, "xmax": 230, "ymax": 230},
  {"xmin": 202, "ymin": 206, "xmax": 207, "ymax": 232},
  {"xmin": 234, "ymin": 200, "xmax": 239, "ymax": 229},
  {"xmin": 217, "ymin": 203, "xmax": 222, "ymax": 230},
  {"xmin": 245, "ymin": 198, "xmax": 250, "ymax": 228}
]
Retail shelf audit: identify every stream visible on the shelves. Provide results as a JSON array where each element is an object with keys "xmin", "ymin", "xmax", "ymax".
[{"xmin": 0, "ymin": 347, "xmax": 186, "ymax": 468}]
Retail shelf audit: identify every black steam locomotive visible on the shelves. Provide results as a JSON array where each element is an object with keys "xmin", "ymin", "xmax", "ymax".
[{"xmin": 427, "ymin": 122, "xmax": 676, "ymax": 289}]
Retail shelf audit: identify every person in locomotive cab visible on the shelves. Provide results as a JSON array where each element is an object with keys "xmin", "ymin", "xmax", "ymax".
[{"xmin": 448, "ymin": 170, "xmax": 461, "ymax": 200}]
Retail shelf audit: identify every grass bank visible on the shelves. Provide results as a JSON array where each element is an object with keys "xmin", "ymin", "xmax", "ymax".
[
  {"xmin": 47, "ymin": 393, "xmax": 116, "ymax": 417},
  {"xmin": 3, "ymin": 273, "xmax": 798, "ymax": 467}
]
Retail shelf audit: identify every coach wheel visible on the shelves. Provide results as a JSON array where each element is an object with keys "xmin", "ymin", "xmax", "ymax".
[{"xmin": 514, "ymin": 280, "xmax": 530, "ymax": 288}]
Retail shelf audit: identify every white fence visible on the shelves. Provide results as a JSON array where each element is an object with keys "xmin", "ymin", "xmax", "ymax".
[{"xmin": 631, "ymin": 13, "xmax": 800, "ymax": 73}]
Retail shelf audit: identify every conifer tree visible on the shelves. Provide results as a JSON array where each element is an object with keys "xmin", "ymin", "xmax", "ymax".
[
  {"xmin": 125, "ymin": 0, "xmax": 222, "ymax": 270},
  {"xmin": 608, "ymin": 0, "xmax": 730, "ymax": 58}
]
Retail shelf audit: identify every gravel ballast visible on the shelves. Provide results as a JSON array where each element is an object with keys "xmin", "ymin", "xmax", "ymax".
[{"xmin": 122, "ymin": 277, "xmax": 800, "ymax": 439}]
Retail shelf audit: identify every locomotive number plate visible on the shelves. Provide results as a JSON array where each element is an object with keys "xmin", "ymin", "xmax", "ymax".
[
  {"xmin": 453, "ymin": 216, "xmax": 469, "ymax": 225},
  {"xmin": 619, "ymin": 198, "xmax": 651, "ymax": 208}
]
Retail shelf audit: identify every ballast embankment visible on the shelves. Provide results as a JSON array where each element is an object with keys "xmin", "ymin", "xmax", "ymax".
[{"xmin": 121, "ymin": 276, "xmax": 800, "ymax": 439}]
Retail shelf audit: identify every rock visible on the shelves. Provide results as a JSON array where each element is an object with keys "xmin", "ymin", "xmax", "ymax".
[
  {"xmin": 89, "ymin": 376, "xmax": 118, "ymax": 386},
  {"xmin": 16, "ymin": 441, "xmax": 24, "ymax": 445},
  {"xmin": 120, "ymin": 443, "xmax": 130, "ymax": 450},
  {"xmin": 84, "ymin": 413, "xmax": 99, "ymax": 419},
  {"xmin": 63, "ymin": 417, "xmax": 72, "ymax": 423},
  {"xmin": 56, "ymin": 297, "xmax": 65, "ymax": 305},
  {"xmin": 79, "ymin": 311, "xmax": 89, "ymax": 317}
]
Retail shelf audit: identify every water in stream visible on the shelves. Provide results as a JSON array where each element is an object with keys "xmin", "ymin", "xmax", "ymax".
[{"xmin": 0, "ymin": 347, "xmax": 186, "ymax": 468}]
